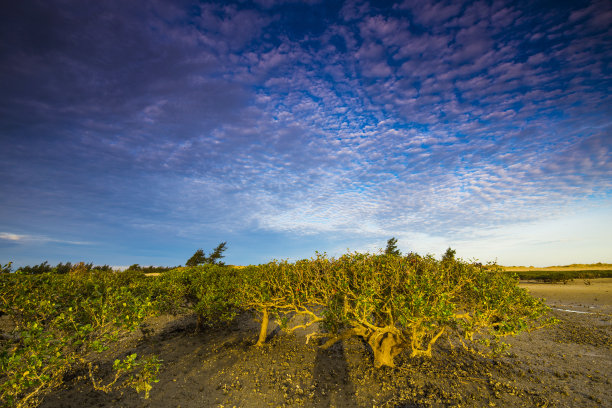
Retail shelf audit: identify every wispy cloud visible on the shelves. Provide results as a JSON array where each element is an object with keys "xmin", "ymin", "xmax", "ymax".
[
  {"xmin": 0, "ymin": 233, "xmax": 25, "ymax": 242},
  {"xmin": 0, "ymin": 232, "xmax": 91, "ymax": 246}
]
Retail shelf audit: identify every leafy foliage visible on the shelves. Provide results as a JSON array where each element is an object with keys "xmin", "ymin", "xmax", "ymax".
[
  {"xmin": 0, "ymin": 270, "xmax": 166, "ymax": 407},
  {"xmin": 158, "ymin": 265, "xmax": 241, "ymax": 329},
  {"xmin": 240, "ymin": 251, "xmax": 553, "ymax": 368},
  {"xmin": 0, "ymin": 248, "xmax": 553, "ymax": 407}
]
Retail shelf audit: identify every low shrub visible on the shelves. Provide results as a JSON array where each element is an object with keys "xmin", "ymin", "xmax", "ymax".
[
  {"xmin": 243, "ymin": 252, "xmax": 552, "ymax": 368},
  {"xmin": 0, "ymin": 271, "xmax": 164, "ymax": 407},
  {"xmin": 158, "ymin": 265, "xmax": 242, "ymax": 329},
  {"xmin": 0, "ymin": 250, "xmax": 554, "ymax": 407}
]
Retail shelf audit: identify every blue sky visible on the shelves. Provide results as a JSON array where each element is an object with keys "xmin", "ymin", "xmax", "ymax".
[{"xmin": 1, "ymin": 0, "xmax": 611, "ymax": 268}]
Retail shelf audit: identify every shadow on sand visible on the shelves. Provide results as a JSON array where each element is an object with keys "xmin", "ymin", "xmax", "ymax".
[{"xmin": 312, "ymin": 340, "xmax": 357, "ymax": 407}]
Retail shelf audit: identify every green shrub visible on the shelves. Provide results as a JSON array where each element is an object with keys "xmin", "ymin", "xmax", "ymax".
[
  {"xmin": 243, "ymin": 252, "xmax": 552, "ymax": 368},
  {"xmin": 0, "ymin": 271, "xmax": 164, "ymax": 407},
  {"xmin": 159, "ymin": 265, "xmax": 241, "ymax": 329},
  {"xmin": 0, "ymin": 250, "xmax": 555, "ymax": 407}
]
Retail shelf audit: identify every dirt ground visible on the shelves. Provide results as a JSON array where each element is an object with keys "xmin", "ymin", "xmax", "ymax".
[{"xmin": 40, "ymin": 279, "xmax": 611, "ymax": 408}]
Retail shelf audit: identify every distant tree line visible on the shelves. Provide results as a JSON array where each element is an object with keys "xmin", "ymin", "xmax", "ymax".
[
  {"xmin": 1, "ymin": 239, "xmax": 425, "ymax": 274},
  {"xmin": 0, "ymin": 261, "xmax": 177, "ymax": 275},
  {"xmin": 125, "ymin": 264, "xmax": 177, "ymax": 274},
  {"xmin": 1, "ymin": 242, "xmax": 229, "ymax": 274},
  {"xmin": 1, "ymin": 240, "xmax": 455, "ymax": 275},
  {"xmin": 2, "ymin": 261, "xmax": 114, "ymax": 275}
]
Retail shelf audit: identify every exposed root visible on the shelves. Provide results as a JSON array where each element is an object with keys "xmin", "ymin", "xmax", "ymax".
[{"xmin": 368, "ymin": 331, "xmax": 403, "ymax": 368}]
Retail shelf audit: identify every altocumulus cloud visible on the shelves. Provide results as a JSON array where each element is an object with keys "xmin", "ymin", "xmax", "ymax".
[{"xmin": 0, "ymin": 0, "xmax": 610, "ymax": 266}]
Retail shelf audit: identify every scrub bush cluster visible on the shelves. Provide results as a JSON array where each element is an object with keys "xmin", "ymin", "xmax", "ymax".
[
  {"xmin": 0, "ymin": 270, "xmax": 165, "ymax": 407},
  {"xmin": 238, "ymin": 252, "xmax": 551, "ymax": 368},
  {"xmin": 1, "ymin": 250, "xmax": 552, "ymax": 407}
]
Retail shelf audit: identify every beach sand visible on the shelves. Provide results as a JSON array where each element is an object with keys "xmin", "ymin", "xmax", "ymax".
[{"xmin": 521, "ymin": 277, "xmax": 612, "ymax": 314}]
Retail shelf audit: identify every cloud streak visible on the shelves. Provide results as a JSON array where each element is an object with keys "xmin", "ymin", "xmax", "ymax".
[{"xmin": 0, "ymin": 232, "xmax": 90, "ymax": 246}]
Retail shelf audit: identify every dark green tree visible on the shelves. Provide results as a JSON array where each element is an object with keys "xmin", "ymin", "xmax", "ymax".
[
  {"xmin": 207, "ymin": 242, "xmax": 227, "ymax": 266},
  {"xmin": 186, "ymin": 249, "xmax": 206, "ymax": 267},
  {"xmin": 186, "ymin": 242, "xmax": 227, "ymax": 266},
  {"xmin": 442, "ymin": 247, "xmax": 456, "ymax": 262},
  {"xmin": 385, "ymin": 237, "xmax": 401, "ymax": 256},
  {"xmin": 16, "ymin": 261, "xmax": 52, "ymax": 274},
  {"xmin": 52, "ymin": 262, "xmax": 72, "ymax": 274}
]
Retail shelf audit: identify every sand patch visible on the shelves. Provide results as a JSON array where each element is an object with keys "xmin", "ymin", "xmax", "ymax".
[{"xmin": 520, "ymin": 278, "xmax": 612, "ymax": 315}]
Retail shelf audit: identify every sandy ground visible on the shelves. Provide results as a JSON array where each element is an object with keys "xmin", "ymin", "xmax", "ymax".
[
  {"xmin": 38, "ymin": 279, "xmax": 611, "ymax": 408},
  {"xmin": 519, "ymin": 277, "xmax": 612, "ymax": 314}
]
